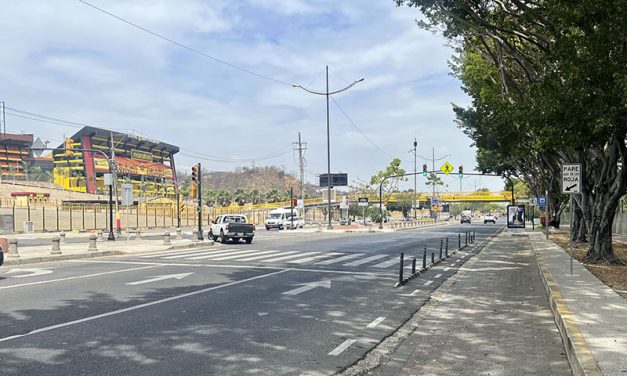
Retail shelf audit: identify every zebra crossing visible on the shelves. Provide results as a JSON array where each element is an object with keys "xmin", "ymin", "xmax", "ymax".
[{"xmin": 137, "ymin": 247, "xmax": 409, "ymax": 269}]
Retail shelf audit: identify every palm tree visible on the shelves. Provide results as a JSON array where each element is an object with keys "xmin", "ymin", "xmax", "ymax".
[
  {"xmin": 248, "ymin": 189, "xmax": 262, "ymax": 204},
  {"xmin": 233, "ymin": 188, "xmax": 247, "ymax": 206},
  {"xmin": 216, "ymin": 190, "xmax": 232, "ymax": 207},
  {"xmin": 265, "ymin": 189, "xmax": 281, "ymax": 203}
]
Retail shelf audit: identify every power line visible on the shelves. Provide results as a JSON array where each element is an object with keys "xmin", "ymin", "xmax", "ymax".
[
  {"xmin": 330, "ymin": 96, "xmax": 397, "ymax": 160},
  {"xmin": 78, "ymin": 0, "xmax": 292, "ymax": 87}
]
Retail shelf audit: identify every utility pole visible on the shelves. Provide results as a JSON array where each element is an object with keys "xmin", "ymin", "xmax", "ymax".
[
  {"xmin": 197, "ymin": 162, "xmax": 203, "ymax": 240},
  {"xmin": 409, "ymin": 139, "xmax": 418, "ymax": 219},
  {"xmin": 293, "ymin": 133, "xmax": 307, "ymax": 221},
  {"xmin": 0, "ymin": 101, "xmax": 6, "ymax": 138},
  {"xmin": 110, "ymin": 132, "xmax": 121, "ymax": 235}
]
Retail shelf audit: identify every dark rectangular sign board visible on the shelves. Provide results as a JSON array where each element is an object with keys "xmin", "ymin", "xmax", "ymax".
[
  {"xmin": 507, "ymin": 205, "xmax": 526, "ymax": 228},
  {"xmin": 319, "ymin": 173, "xmax": 348, "ymax": 187}
]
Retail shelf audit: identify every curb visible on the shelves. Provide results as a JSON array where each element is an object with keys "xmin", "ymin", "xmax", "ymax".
[{"xmin": 532, "ymin": 243, "xmax": 603, "ymax": 376}]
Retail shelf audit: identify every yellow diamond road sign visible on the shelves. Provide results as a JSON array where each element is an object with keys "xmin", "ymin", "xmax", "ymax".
[{"xmin": 440, "ymin": 162, "xmax": 454, "ymax": 175}]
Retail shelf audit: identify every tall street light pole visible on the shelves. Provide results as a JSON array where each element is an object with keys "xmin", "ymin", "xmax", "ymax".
[
  {"xmin": 293, "ymin": 66, "xmax": 364, "ymax": 229},
  {"xmin": 409, "ymin": 139, "xmax": 417, "ymax": 219}
]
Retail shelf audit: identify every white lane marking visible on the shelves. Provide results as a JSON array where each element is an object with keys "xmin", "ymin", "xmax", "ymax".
[
  {"xmin": 5, "ymin": 268, "xmax": 54, "ymax": 278},
  {"xmin": 424, "ymin": 280, "xmax": 433, "ymax": 286},
  {"xmin": 204, "ymin": 250, "xmax": 268, "ymax": 261},
  {"xmin": 444, "ymin": 267, "xmax": 450, "ymax": 272},
  {"xmin": 449, "ymin": 263, "xmax": 456, "ymax": 267},
  {"xmin": 261, "ymin": 251, "xmax": 321, "ymax": 263},
  {"xmin": 366, "ymin": 316, "xmax": 386, "ymax": 328},
  {"xmin": 126, "ymin": 273, "xmax": 193, "ymax": 286},
  {"xmin": 344, "ymin": 254, "xmax": 388, "ymax": 267},
  {"xmin": 0, "ymin": 269, "xmax": 289, "ymax": 343},
  {"xmin": 226, "ymin": 250, "xmax": 281, "ymax": 261},
  {"xmin": 0, "ymin": 265, "xmax": 162, "ymax": 290},
  {"xmin": 161, "ymin": 249, "xmax": 236, "ymax": 259},
  {"xmin": 372, "ymin": 257, "xmax": 402, "ymax": 268},
  {"xmin": 186, "ymin": 249, "xmax": 252, "ymax": 260},
  {"xmin": 238, "ymin": 251, "xmax": 296, "ymax": 261},
  {"xmin": 316, "ymin": 253, "xmax": 363, "ymax": 265},
  {"xmin": 455, "ymin": 260, "xmax": 460, "ymax": 263},
  {"xmin": 283, "ymin": 280, "xmax": 331, "ymax": 295},
  {"xmin": 328, "ymin": 339, "xmax": 357, "ymax": 356},
  {"xmin": 288, "ymin": 253, "xmax": 344, "ymax": 264},
  {"xmin": 434, "ymin": 274, "xmax": 442, "ymax": 278},
  {"xmin": 139, "ymin": 249, "xmax": 212, "ymax": 258},
  {"xmin": 71, "ymin": 260, "xmax": 397, "ymax": 277}
]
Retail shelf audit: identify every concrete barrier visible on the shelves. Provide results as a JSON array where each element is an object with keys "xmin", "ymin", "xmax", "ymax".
[
  {"xmin": 163, "ymin": 232, "xmax": 171, "ymax": 245},
  {"xmin": 59, "ymin": 232, "xmax": 66, "ymax": 243},
  {"xmin": 8, "ymin": 238, "xmax": 18, "ymax": 257},
  {"xmin": 176, "ymin": 228, "xmax": 182, "ymax": 240},
  {"xmin": 51, "ymin": 236, "xmax": 61, "ymax": 255},
  {"xmin": 88, "ymin": 234, "xmax": 98, "ymax": 251}
]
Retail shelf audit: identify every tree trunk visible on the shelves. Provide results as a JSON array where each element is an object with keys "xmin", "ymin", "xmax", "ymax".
[
  {"xmin": 571, "ymin": 202, "xmax": 582, "ymax": 242},
  {"xmin": 586, "ymin": 201, "xmax": 617, "ymax": 263}
]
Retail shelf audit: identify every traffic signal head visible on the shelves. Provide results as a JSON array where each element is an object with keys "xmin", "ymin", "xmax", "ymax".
[
  {"xmin": 458, "ymin": 165, "xmax": 464, "ymax": 177},
  {"xmin": 292, "ymin": 198, "xmax": 298, "ymax": 207},
  {"xmin": 422, "ymin": 163, "xmax": 428, "ymax": 177},
  {"xmin": 64, "ymin": 138, "xmax": 73, "ymax": 156},
  {"xmin": 191, "ymin": 164, "xmax": 198, "ymax": 182},
  {"xmin": 189, "ymin": 183, "xmax": 197, "ymax": 198}
]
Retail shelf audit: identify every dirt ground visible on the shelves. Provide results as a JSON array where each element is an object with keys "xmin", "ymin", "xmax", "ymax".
[{"xmin": 549, "ymin": 230, "xmax": 627, "ymax": 292}]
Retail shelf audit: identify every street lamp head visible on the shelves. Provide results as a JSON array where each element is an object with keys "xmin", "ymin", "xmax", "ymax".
[
  {"xmin": 357, "ymin": 77, "xmax": 365, "ymax": 83},
  {"xmin": 292, "ymin": 83, "xmax": 300, "ymax": 88}
]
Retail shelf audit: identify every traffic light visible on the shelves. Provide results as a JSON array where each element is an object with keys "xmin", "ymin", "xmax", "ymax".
[
  {"xmin": 458, "ymin": 165, "xmax": 464, "ymax": 178},
  {"xmin": 292, "ymin": 197, "xmax": 298, "ymax": 207},
  {"xmin": 64, "ymin": 137, "xmax": 73, "ymax": 156},
  {"xmin": 191, "ymin": 164, "xmax": 198, "ymax": 183},
  {"xmin": 189, "ymin": 183, "xmax": 197, "ymax": 198},
  {"xmin": 422, "ymin": 163, "xmax": 428, "ymax": 177}
]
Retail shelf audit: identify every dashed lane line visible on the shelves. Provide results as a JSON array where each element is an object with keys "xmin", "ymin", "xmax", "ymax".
[
  {"xmin": 424, "ymin": 280, "xmax": 433, "ymax": 286},
  {"xmin": 434, "ymin": 274, "xmax": 442, "ymax": 278},
  {"xmin": 366, "ymin": 316, "xmax": 386, "ymax": 328},
  {"xmin": 328, "ymin": 339, "xmax": 357, "ymax": 356}
]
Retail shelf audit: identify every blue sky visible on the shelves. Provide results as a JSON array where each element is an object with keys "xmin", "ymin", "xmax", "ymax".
[{"xmin": 0, "ymin": 0, "xmax": 505, "ymax": 192}]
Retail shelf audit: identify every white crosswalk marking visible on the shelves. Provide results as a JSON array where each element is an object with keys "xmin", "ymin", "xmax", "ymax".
[
  {"xmin": 444, "ymin": 267, "xmax": 450, "ymax": 271},
  {"xmin": 139, "ymin": 249, "xmax": 209, "ymax": 258},
  {"xmin": 235, "ymin": 250, "xmax": 285, "ymax": 261},
  {"xmin": 434, "ymin": 273, "xmax": 442, "ymax": 278},
  {"xmin": 261, "ymin": 251, "xmax": 321, "ymax": 263},
  {"xmin": 372, "ymin": 257, "xmax": 401, "ymax": 268},
  {"xmin": 344, "ymin": 254, "xmax": 388, "ymax": 267},
  {"xmin": 424, "ymin": 280, "xmax": 433, "ymax": 286},
  {"xmin": 204, "ymin": 250, "xmax": 270, "ymax": 261},
  {"xmin": 287, "ymin": 252, "xmax": 344, "ymax": 264},
  {"xmin": 315, "ymin": 253, "xmax": 363, "ymax": 265},
  {"xmin": 161, "ymin": 249, "xmax": 236, "ymax": 259},
  {"xmin": 187, "ymin": 249, "xmax": 264, "ymax": 260}
]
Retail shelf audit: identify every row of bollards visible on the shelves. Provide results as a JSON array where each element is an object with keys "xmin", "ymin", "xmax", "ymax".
[{"xmin": 395, "ymin": 231, "xmax": 477, "ymax": 287}]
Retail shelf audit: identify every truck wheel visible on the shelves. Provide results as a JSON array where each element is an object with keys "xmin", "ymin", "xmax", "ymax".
[
  {"xmin": 279, "ymin": 225, "xmax": 284, "ymax": 230},
  {"xmin": 265, "ymin": 225, "xmax": 270, "ymax": 231},
  {"xmin": 208, "ymin": 230, "xmax": 216, "ymax": 241},
  {"xmin": 219, "ymin": 230, "xmax": 227, "ymax": 244},
  {"xmin": 245, "ymin": 238, "xmax": 253, "ymax": 244}
]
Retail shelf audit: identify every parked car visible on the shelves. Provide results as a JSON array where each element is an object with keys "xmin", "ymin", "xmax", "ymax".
[
  {"xmin": 460, "ymin": 215, "xmax": 471, "ymax": 224},
  {"xmin": 264, "ymin": 208, "xmax": 303, "ymax": 230},
  {"xmin": 208, "ymin": 214, "xmax": 255, "ymax": 244},
  {"xmin": 483, "ymin": 213, "xmax": 496, "ymax": 224}
]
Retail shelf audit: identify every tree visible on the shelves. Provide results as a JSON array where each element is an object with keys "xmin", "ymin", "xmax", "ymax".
[
  {"xmin": 233, "ymin": 189, "xmax": 247, "ymax": 206},
  {"xmin": 370, "ymin": 158, "xmax": 407, "ymax": 204},
  {"xmin": 397, "ymin": 0, "xmax": 626, "ymax": 262}
]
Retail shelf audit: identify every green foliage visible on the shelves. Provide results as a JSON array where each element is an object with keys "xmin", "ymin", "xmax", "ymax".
[{"xmin": 370, "ymin": 158, "xmax": 407, "ymax": 200}]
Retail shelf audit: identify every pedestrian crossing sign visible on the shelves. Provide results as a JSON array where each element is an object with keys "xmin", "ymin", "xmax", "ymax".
[{"xmin": 440, "ymin": 162, "xmax": 454, "ymax": 175}]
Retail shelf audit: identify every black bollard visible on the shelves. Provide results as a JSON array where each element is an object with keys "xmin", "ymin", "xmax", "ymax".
[
  {"xmin": 399, "ymin": 252, "xmax": 404, "ymax": 284},
  {"xmin": 445, "ymin": 238, "xmax": 449, "ymax": 257},
  {"xmin": 439, "ymin": 239, "xmax": 443, "ymax": 259},
  {"xmin": 412, "ymin": 257, "xmax": 416, "ymax": 275},
  {"xmin": 431, "ymin": 252, "xmax": 435, "ymax": 264},
  {"xmin": 458, "ymin": 234, "xmax": 461, "ymax": 250},
  {"xmin": 423, "ymin": 247, "xmax": 427, "ymax": 269},
  {"xmin": 465, "ymin": 231, "xmax": 468, "ymax": 246}
]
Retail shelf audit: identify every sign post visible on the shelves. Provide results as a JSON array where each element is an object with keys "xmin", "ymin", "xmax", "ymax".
[
  {"xmin": 529, "ymin": 197, "xmax": 537, "ymax": 230},
  {"xmin": 562, "ymin": 163, "xmax": 582, "ymax": 276},
  {"xmin": 104, "ymin": 173, "xmax": 115, "ymax": 241},
  {"xmin": 121, "ymin": 183, "xmax": 133, "ymax": 241},
  {"xmin": 358, "ymin": 197, "xmax": 368, "ymax": 226}
]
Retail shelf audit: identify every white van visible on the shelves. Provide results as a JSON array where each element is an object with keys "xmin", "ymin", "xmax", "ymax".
[{"xmin": 265, "ymin": 208, "xmax": 303, "ymax": 230}]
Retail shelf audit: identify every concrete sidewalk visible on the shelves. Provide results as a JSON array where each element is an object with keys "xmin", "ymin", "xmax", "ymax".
[
  {"xmin": 374, "ymin": 230, "xmax": 572, "ymax": 375},
  {"xmin": 1, "ymin": 235, "xmax": 214, "ymax": 266}
]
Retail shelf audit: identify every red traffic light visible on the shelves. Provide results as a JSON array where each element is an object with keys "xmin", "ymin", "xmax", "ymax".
[{"xmin": 292, "ymin": 198, "xmax": 298, "ymax": 207}]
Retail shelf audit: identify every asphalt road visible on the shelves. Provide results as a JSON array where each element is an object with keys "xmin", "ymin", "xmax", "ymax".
[{"xmin": 0, "ymin": 220, "xmax": 503, "ymax": 375}]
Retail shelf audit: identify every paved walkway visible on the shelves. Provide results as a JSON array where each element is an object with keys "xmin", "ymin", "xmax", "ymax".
[{"xmin": 377, "ymin": 231, "xmax": 572, "ymax": 375}]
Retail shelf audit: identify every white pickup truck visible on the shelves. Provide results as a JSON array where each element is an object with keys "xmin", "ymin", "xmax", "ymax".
[{"xmin": 208, "ymin": 214, "xmax": 255, "ymax": 244}]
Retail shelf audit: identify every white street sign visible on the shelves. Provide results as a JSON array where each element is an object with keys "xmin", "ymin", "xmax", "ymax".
[
  {"xmin": 103, "ymin": 173, "xmax": 113, "ymax": 186},
  {"xmin": 283, "ymin": 280, "xmax": 331, "ymax": 296},
  {"xmin": 296, "ymin": 199, "xmax": 304, "ymax": 209},
  {"xmin": 357, "ymin": 197, "xmax": 369, "ymax": 207},
  {"xmin": 339, "ymin": 195, "xmax": 349, "ymax": 209},
  {"xmin": 126, "ymin": 273, "xmax": 193, "ymax": 286},
  {"xmin": 562, "ymin": 163, "xmax": 582, "ymax": 194},
  {"xmin": 121, "ymin": 183, "xmax": 134, "ymax": 206},
  {"xmin": 529, "ymin": 197, "xmax": 538, "ymax": 206},
  {"xmin": 6, "ymin": 268, "xmax": 54, "ymax": 278}
]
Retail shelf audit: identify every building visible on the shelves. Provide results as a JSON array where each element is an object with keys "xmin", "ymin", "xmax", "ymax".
[
  {"xmin": 0, "ymin": 133, "xmax": 34, "ymax": 178},
  {"xmin": 53, "ymin": 126, "xmax": 179, "ymax": 199}
]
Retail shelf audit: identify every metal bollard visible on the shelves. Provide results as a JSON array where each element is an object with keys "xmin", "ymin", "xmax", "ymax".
[
  {"xmin": 423, "ymin": 247, "xmax": 427, "ymax": 269},
  {"xmin": 176, "ymin": 228, "xmax": 182, "ymax": 240},
  {"xmin": 465, "ymin": 231, "xmax": 468, "ymax": 246},
  {"xmin": 88, "ymin": 234, "xmax": 98, "ymax": 251},
  {"xmin": 445, "ymin": 238, "xmax": 449, "ymax": 257},
  {"xmin": 97, "ymin": 230, "xmax": 103, "ymax": 242},
  {"xmin": 431, "ymin": 252, "xmax": 435, "ymax": 264},
  {"xmin": 439, "ymin": 239, "xmax": 443, "ymax": 259},
  {"xmin": 51, "ymin": 236, "xmax": 61, "ymax": 254},
  {"xmin": 412, "ymin": 257, "xmax": 416, "ymax": 275},
  {"xmin": 473, "ymin": 231, "xmax": 476, "ymax": 243},
  {"xmin": 8, "ymin": 238, "xmax": 18, "ymax": 257},
  {"xmin": 59, "ymin": 232, "xmax": 66, "ymax": 243},
  {"xmin": 458, "ymin": 233, "xmax": 461, "ymax": 250},
  {"xmin": 163, "ymin": 232, "xmax": 171, "ymax": 245},
  {"xmin": 399, "ymin": 252, "xmax": 404, "ymax": 284}
]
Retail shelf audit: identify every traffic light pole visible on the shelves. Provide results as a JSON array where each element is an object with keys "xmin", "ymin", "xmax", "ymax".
[{"xmin": 197, "ymin": 163, "xmax": 203, "ymax": 240}]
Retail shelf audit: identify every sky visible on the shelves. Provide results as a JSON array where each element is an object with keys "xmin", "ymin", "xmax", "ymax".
[{"xmin": 0, "ymin": 0, "xmax": 506, "ymax": 193}]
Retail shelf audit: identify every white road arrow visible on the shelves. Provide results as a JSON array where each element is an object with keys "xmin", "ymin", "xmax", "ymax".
[
  {"xmin": 126, "ymin": 273, "xmax": 193, "ymax": 286},
  {"xmin": 5, "ymin": 268, "xmax": 54, "ymax": 278},
  {"xmin": 283, "ymin": 280, "xmax": 331, "ymax": 296}
]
